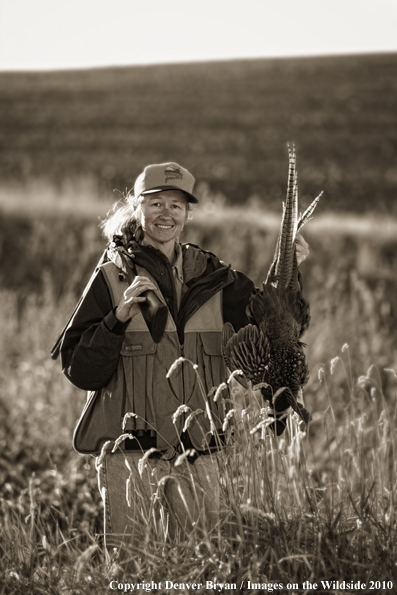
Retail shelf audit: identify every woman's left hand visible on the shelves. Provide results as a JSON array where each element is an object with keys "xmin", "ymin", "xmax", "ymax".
[{"xmin": 295, "ymin": 234, "xmax": 310, "ymax": 266}]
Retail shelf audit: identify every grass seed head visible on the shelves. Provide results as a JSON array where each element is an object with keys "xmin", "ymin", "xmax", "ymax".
[
  {"xmin": 183, "ymin": 409, "xmax": 204, "ymax": 432},
  {"xmin": 222, "ymin": 408, "xmax": 236, "ymax": 432},
  {"xmin": 214, "ymin": 382, "xmax": 228, "ymax": 402},
  {"xmin": 122, "ymin": 411, "xmax": 138, "ymax": 430},
  {"xmin": 227, "ymin": 369, "xmax": 244, "ymax": 384},
  {"xmin": 174, "ymin": 449, "xmax": 196, "ymax": 467},
  {"xmin": 166, "ymin": 357, "xmax": 185, "ymax": 378},
  {"xmin": 330, "ymin": 356, "xmax": 341, "ymax": 374},
  {"xmin": 137, "ymin": 448, "xmax": 158, "ymax": 475},
  {"xmin": 111, "ymin": 433, "xmax": 136, "ymax": 452},
  {"xmin": 172, "ymin": 404, "xmax": 191, "ymax": 424}
]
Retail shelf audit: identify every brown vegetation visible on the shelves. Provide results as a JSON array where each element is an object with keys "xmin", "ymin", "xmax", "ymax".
[{"xmin": 0, "ymin": 193, "xmax": 396, "ymax": 592}]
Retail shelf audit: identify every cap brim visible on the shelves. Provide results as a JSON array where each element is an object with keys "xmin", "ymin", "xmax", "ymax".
[{"xmin": 141, "ymin": 185, "xmax": 198, "ymax": 204}]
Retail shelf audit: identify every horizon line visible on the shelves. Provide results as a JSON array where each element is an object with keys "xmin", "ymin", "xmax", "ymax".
[{"xmin": 1, "ymin": 48, "xmax": 396, "ymax": 74}]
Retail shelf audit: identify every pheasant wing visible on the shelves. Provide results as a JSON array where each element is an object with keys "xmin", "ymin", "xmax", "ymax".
[
  {"xmin": 223, "ymin": 324, "xmax": 270, "ymax": 386},
  {"xmin": 223, "ymin": 322, "xmax": 248, "ymax": 388}
]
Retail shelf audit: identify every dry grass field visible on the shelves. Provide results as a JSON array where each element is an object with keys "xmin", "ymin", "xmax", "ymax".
[
  {"xmin": 1, "ymin": 53, "xmax": 397, "ymax": 593},
  {"xmin": 0, "ymin": 185, "xmax": 396, "ymax": 593}
]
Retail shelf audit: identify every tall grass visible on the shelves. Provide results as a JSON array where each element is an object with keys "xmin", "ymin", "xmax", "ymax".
[{"xmin": 1, "ymin": 297, "xmax": 396, "ymax": 592}]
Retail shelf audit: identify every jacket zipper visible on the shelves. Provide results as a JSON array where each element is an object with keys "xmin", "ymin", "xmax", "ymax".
[{"xmin": 180, "ymin": 342, "xmax": 185, "ymax": 405}]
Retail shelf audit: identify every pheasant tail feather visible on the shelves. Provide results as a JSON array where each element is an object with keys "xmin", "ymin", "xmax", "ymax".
[{"xmin": 272, "ymin": 144, "xmax": 298, "ymax": 289}]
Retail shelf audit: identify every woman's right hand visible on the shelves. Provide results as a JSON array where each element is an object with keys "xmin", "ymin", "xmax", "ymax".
[{"xmin": 115, "ymin": 276, "xmax": 158, "ymax": 322}]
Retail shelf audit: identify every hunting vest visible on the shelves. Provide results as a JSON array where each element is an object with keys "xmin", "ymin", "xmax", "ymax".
[{"xmin": 73, "ymin": 261, "xmax": 228, "ymax": 455}]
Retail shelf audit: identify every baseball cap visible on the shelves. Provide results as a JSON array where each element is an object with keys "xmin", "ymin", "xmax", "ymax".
[{"xmin": 134, "ymin": 162, "xmax": 198, "ymax": 204}]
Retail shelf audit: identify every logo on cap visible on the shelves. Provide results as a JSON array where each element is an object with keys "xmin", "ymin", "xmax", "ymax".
[{"xmin": 164, "ymin": 166, "xmax": 183, "ymax": 183}]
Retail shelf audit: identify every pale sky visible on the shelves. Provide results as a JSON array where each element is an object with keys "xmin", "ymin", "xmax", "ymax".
[{"xmin": 1, "ymin": 0, "xmax": 397, "ymax": 70}]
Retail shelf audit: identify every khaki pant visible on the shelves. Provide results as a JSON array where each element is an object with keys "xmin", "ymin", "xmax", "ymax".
[{"xmin": 96, "ymin": 450, "xmax": 220, "ymax": 550}]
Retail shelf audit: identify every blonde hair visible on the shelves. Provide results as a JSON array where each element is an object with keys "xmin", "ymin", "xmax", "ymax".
[{"xmin": 101, "ymin": 190, "xmax": 192, "ymax": 244}]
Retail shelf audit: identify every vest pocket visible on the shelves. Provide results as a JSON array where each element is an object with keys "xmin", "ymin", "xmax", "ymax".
[
  {"xmin": 200, "ymin": 332, "xmax": 224, "ymax": 393},
  {"xmin": 186, "ymin": 332, "xmax": 227, "ymax": 430},
  {"xmin": 200, "ymin": 332, "xmax": 222, "ymax": 356},
  {"xmin": 73, "ymin": 366, "xmax": 127, "ymax": 455},
  {"xmin": 121, "ymin": 332, "xmax": 158, "ymax": 432}
]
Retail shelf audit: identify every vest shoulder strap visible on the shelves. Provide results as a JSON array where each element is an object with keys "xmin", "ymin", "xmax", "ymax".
[{"xmin": 98, "ymin": 261, "xmax": 133, "ymax": 308}]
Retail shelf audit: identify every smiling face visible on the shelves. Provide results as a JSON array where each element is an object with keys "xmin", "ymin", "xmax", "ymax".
[{"xmin": 140, "ymin": 190, "xmax": 188, "ymax": 251}]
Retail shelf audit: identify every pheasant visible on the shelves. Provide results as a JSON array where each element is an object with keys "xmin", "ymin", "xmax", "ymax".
[{"xmin": 223, "ymin": 145, "xmax": 322, "ymax": 434}]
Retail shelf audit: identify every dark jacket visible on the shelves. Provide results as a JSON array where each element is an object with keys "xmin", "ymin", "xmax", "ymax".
[{"xmin": 60, "ymin": 240, "xmax": 256, "ymax": 392}]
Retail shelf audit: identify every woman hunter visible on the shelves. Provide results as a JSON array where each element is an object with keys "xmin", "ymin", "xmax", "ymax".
[{"xmin": 55, "ymin": 162, "xmax": 309, "ymax": 548}]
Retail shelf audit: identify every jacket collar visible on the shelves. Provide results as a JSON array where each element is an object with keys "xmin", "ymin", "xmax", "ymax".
[{"xmin": 107, "ymin": 238, "xmax": 217, "ymax": 285}]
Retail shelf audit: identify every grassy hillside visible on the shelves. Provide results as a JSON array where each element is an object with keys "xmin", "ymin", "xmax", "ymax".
[{"xmin": 1, "ymin": 53, "xmax": 397, "ymax": 213}]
